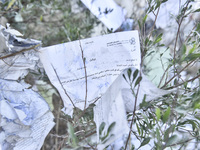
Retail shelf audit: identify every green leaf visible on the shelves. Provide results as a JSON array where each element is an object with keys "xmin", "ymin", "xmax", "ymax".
[
  {"xmin": 40, "ymin": 15, "xmax": 43, "ymax": 21},
  {"xmin": 154, "ymin": 33, "xmax": 163, "ymax": 44},
  {"xmin": 83, "ymin": 57, "xmax": 86, "ymax": 63},
  {"xmin": 138, "ymin": 20, "xmax": 141, "ymax": 30},
  {"xmin": 155, "ymin": 0, "xmax": 161, "ymax": 10},
  {"xmin": 127, "ymin": 68, "xmax": 132, "ymax": 80},
  {"xmin": 107, "ymin": 122, "xmax": 116, "ymax": 133},
  {"xmin": 142, "ymin": 14, "xmax": 148, "ymax": 25},
  {"xmin": 156, "ymin": 128, "xmax": 161, "ymax": 143},
  {"xmin": 164, "ymin": 125, "xmax": 175, "ymax": 142},
  {"xmin": 188, "ymin": 44, "xmax": 196, "ymax": 54},
  {"xmin": 161, "ymin": 0, "xmax": 168, "ymax": 3},
  {"xmin": 163, "ymin": 107, "xmax": 171, "ymax": 123},
  {"xmin": 6, "ymin": 0, "xmax": 16, "ymax": 10},
  {"xmin": 156, "ymin": 108, "xmax": 161, "ymax": 121},
  {"xmin": 182, "ymin": 44, "xmax": 187, "ymax": 54},
  {"xmin": 145, "ymin": 37, "xmax": 149, "ymax": 46},
  {"xmin": 134, "ymin": 76, "xmax": 142, "ymax": 87},
  {"xmin": 193, "ymin": 8, "xmax": 200, "ymax": 13},
  {"xmin": 133, "ymin": 69, "xmax": 139, "ymax": 82},
  {"xmin": 140, "ymin": 137, "xmax": 151, "ymax": 148},
  {"xmin": 136, "ymin": 123, "xmax": 141, "ymax": 135},
  {"xmin": 185, "ymin": 53, "xmax": 200, "ymax": 61},
  {"xmin": 99, "ymin": 122, "xmax": 106, "ymax": 135},
  {"xmin": 67, "ymin": 122, "xmax": 78, "ymax": 147},
  {"xmin": 123, "ymin": 74, "xmax": 128, "ymax": 83},
  {"xmin": 166, "ymin": 135, "xmax": 178, "ymax": 146}
]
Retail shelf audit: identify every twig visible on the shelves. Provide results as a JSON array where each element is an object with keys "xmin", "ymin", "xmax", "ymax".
[
  {"xmin": 124, "ymin": 72, "xmax": 142, "ymax": 150},
  {"xmin": 165, "ymin": 73, "xmax": 200, "ymax": 90},
  {"xmin": 173, "ymin": 1, "xmax": 190, "ymax": 76},
  {"xmin": 1, "ymin": 59, "xmax": 12, "ymax": 66},
  {"xmin": 55, "ymin": 98, "xmax": 62, "ymax": 149},
  {"xmin": 148, "ymin": 3, "xmax": 160, "ymax": 38},
  {"xmin": 158, "ymin": 65, "xmax": 171, "ymax": 88},
  {"xmin": 161, "ymin": 60, "xmax": 196, "ymax": 89},
  {"xmin": 51, "ymin": 64, "xmax": 76, "ymax": 108},
  {"xmin": 164, "ymin": 137, "xmax": 196, "ymax": 148},
  {"xmin": 57, "ymin": 139, "xmax": 66, "ymax": 150},
  {"xmin": 78, "ymin": 34, "xmax": 88, "ymax": 110},
  {"xmin": 0, "ymin": 44, "xmax": 40, "ymax": 59},
  {"xmin": 184, "ymin": 24, "xmax": 197, "ymax": 43}
]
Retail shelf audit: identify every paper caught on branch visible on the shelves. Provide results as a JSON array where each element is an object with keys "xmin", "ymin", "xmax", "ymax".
[
  {"xmin": 39, "ymin": 31, "xmax": 141, "ymax": 115},
  {"xmin": 39, "ymin": 31, "xmax": 170, "ymax": 149}
]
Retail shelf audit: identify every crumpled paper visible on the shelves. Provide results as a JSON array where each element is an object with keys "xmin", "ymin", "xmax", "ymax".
[
  {"xmin": 0, "ymin": 79, "xmax": 54, "ymax": 150},
  {"xmin": 0, "ymin": 24, "xmax": 54, "ymax": 150},
  {"xmin": 0, "ymin": 24, "xmax": 41, "ymax": 80}
]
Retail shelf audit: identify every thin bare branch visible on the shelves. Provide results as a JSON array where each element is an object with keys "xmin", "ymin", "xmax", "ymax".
[
  {"xmin": 78, "ymin": 34, "xmax": 88, "ymax": 110},
  {"xmin": 173, "ymin": 1, "xmax": 190, "ymax": 76},
  {"xmin": 161, "ymin": 60, "xmax": 196, "ymax": 88},
  {"xmin": 124, "ymin": 71, "xmax": 142, "ymax": 150},
  {"xmin": 0, "ymin": 44, "xmax": 40, "ymax": 59},
  {"xmin": 51, "ymin": 64, "xmax": 76, "ymax": 108},
  {"xmin": 148, "ymin": 4, "xmax": 160, "ymax": 38},
  {"xmin": 165, "ymin": 73, "xmax": 200, "ymax": 90}
]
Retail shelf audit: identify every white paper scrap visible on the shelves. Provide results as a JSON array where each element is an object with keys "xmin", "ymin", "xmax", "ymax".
[
  {"xmin": 81, "ymin": 0, "xmax": 126, "ymax": 31},
  {"xmin": 149, "ymin": 0, "xmax": 187, "ymax": 28},
  {"xmin": 94, "ymin": 72, "xmax": 129, "ymax": 149},
  {"xmin": 39, "ymin": 30, "xmax": 141, "ymax": 116},
  {"xmin": 94, "ymin": 67, "xmax": 170, "ymax": 149},
  {"xmin": 0, "ymin": 79, "xmax": 55, "ymax": 150}
]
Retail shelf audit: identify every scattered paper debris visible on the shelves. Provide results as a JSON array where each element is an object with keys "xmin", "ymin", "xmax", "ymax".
[{"xmin": 0, "ymin": 25, "xmax": 54, "ymax": 150}]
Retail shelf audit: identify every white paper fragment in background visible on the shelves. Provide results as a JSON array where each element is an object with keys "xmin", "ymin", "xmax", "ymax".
[
  {"xmin": 0, "ymin": 79, "xmax": 55, "ymax": 150},
  {"xmin": 94, "ymin": 67, "xmax": 170, "ymax": 149},
  {"xmin": 39, "ymin": 30, "xmax": 141, "ymax": 116},
  {"xmin": 149, "ymin": 0, "xmax": 187, "ymax": 28},
  {"xmin": 81, "ymin": 0, "xmax": 126, "ymax": 31}
]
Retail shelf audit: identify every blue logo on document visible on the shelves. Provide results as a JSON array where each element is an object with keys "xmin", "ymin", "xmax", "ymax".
[{"xmin": 129, "ymin": 37, "xmax": 135, "ymax": 45}]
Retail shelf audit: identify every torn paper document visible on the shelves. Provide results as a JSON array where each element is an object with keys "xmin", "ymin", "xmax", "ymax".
[
  {"xmin": 0, "ymin": 79, "xmax": 55, "ymax": 150},
  {"xmin": 0, "ymin": 24, "xmax": 41, "ymax": 80},
  {"xmin": 94, "ymin": 70, "xmax": 129, "ymax": 150},
  {"xmin": 81, "ymin": 0, "xmax": 126, "ymax": 31},
  {"xmin": 94, "ymin": 67, "xmax": 170, "ymax": 149},
  {"xmin": 39, "ymin": 30, "xmax": 141, "ymax": 115}
]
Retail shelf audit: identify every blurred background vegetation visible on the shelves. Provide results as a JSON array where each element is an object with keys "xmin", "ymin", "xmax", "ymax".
[
  {"xmin": 1, "ymin": 0, "xmax": 200, "ymax": 149},
  {"xmin": 0, "ymin": 0, "xmax": 100, "ymax": 46}
]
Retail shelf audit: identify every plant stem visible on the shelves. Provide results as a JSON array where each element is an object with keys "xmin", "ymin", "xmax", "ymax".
[
  {"xmin": 51, "ymin": 65, "xmax": 76, "ymax": 108},
  {"xmin": 124, "ymin": 73, "xmax": 141, "ymax": 150},
  {"xmin": 78, "ymin": 36, "xmax": 88, "ymax": 110}
]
